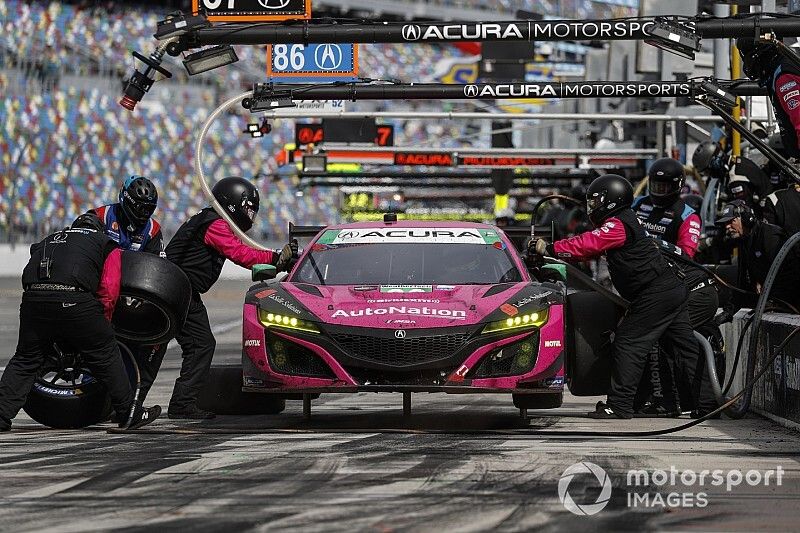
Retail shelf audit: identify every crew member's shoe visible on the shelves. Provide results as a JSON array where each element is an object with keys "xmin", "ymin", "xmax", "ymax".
[
  {"xmin": 588, "ymin": 401, "xmax": 631, "ymax": 419},
  {"xmin": 633, "ymin": 402, "xmax": 681, "ymax": 418},
  {"xmin": 167, "ymin": 404, "xmax": 216, "ymax": 420},
  {"xmin": 122, "ymin": 405, "xmax": 162, "ymax": 430}
]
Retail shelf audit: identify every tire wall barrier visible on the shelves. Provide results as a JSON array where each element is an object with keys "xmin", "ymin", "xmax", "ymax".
[{"xmin": 724, "ymin": 309, "xmax": 800, "ymax": 429}]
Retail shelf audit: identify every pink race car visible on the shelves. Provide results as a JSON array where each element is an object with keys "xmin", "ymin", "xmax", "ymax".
[{"xmin": 229, "ymin": 218, "xmax": 616, "ymax": 415}]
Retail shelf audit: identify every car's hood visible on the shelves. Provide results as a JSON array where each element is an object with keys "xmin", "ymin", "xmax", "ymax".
[{"xmin": 260, "ymin": 282, "xmax": 562, "ymax": 329}]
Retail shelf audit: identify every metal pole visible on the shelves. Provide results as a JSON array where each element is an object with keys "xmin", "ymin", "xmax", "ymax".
[
  {"xmin": 182, "ymin": 17, "xmax": 800, "ymax": 47},
  {"xmin": 731, "ymin": 5, "xmax": 742, "ymax": 157},
  {"xmin": 261, "ymin": 110, "xmax": 772, "ymax": 122}
]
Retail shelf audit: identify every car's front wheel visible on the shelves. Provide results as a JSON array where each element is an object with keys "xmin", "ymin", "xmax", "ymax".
[{"xmin": 197, "ymin": 364, "xmax": 286, "ymax": 415}]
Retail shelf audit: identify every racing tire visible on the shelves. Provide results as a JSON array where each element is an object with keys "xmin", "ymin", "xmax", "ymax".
[
  {"xmin": 112, "ymin": 251, "xmax": 192, "ymax": 345},
  {"xmin": 23, "ymin": 342, "xmax": 138, "ymax": 429},
  {"xmin": 565, "ymin": 290, "xmax": 623, "ymax": 396},
  {"xmin": 512, "ymin": 392, "xmax": 563, "ymax": 410},
  {"xmin": 197, "ymin": 364, "xmax": 286, "ymax": 415}
]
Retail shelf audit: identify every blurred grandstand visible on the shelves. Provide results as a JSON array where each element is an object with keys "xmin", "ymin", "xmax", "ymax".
[{"xmin": 0, "ymin": 0, "xmax": 633, "ymax": 242}]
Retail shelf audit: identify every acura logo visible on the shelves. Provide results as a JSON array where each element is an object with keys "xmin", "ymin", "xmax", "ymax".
[
  {"xmin": 314, "ymin": 44, "xmax": 343, "ymax": 70},
  {"xmin": 394, "ymin": 330, "xmax": 407, "ymax": 339},
  {"xmin": 402, "ymin": 24, "xmax": 422, "ymax": 41},
  {"xmin": 258, "ymin": 0, "xmax": 292, "ymax": 9},
  {"xmin": 464, "ymin": 84, "xmax": 479, "ymax": 98}
]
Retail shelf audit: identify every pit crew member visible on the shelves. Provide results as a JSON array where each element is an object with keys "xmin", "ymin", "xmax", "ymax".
[
  {"xmin": 0, "ymin": 215, "xmax": 160, "ymax": 431},
  {"xmin": 764, "ymin": 182, "xmax": 800, "ymax": 237},
  {"xmin": 738, "ymin": 38, "xmax": 800, "ymax": 159},
  {"xmin": 716, "ymin": 200, "xmax": 800, "ymax": 310},
  {"xmin": 164, "ymin": 177, "xmax": 297, "ymax": 419},
  {"xmin": 633, "ymin": 159, "xmax": 721, "ymax": 415},
  {"xmin": 530, "ymin": 174, "xmax": 716, "ymax": 419},
  {"xmin": 78, "ymin": 175, "xmax": 166, "ymax": 402}
]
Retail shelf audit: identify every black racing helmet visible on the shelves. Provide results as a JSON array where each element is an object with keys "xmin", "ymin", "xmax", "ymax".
[
  {"xmin": 585, "ymin": 174, "xmax": 633, "ymax": 227},
  {"xmin": 119, "ymin": 175, "xmax": 158, "ymax": 229},
  {"xmin": 72, "ymin": 213, "xmax": 104, "ymax": 232},
  {"xmin": 692, "ymin": 141, "xmax": 724, "ymax": 174},
  {"xmin": 736, "ymin": 38, "xmax": 779, "ymax": 81},
  {"xmin": 212, "ymin": 176, "xmax": 260, "ymax": 232},
  {"xmin": 682, "ymin": 193, "xmax": 704, "ymax": 213},
  {"xmin": 648, "ymin": 157, "xmax": 685, "ymax": 208}
]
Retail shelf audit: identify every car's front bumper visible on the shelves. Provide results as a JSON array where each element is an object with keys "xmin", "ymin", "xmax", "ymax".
[{"xmin": 241, "ymin": 303, "xmax": 565, "ymax": 394}]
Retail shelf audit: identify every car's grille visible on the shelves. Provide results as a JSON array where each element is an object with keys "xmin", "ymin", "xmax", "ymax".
[
  {"xmin": 266, "ymin": 332, "xmax": 335, "ymax": 378},
  {"xmin": 330, "ymin": 332, "xmax": 470, "ymax": 367}
]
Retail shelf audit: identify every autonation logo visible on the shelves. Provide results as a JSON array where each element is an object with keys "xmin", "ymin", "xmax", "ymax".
[{"xmin": 558, "ymin": 462, "xmax": 785, "ymax": 516}]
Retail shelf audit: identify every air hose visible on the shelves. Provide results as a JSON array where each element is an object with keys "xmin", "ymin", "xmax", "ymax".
[{"xmin": 725, "ymin": 231, "xmax": 800, "ymax": 418}]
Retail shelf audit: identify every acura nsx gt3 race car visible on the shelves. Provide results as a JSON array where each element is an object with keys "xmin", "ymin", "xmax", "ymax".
[{"xmin": 230, "ymin": 217, "xmax": 620, "ymax": 413}]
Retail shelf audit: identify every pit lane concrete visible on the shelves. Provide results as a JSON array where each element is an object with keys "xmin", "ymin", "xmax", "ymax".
[{"xmin": 1, "ymin": 279, "xmax": 799, "ymax": 531}]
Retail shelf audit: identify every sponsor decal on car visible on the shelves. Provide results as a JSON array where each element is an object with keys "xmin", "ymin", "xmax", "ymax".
[
  {"xmin": 367, "ymin": 298, "xmax": 441, "ymax": 304},
  {"xmin": 353, "ymin": 285, "xmax": 379, "ymax": 291},
  {"xmin": 436, "ymin": 285, "xmax": 456, "ymax": 291},
  {"xmin": 317, "ymin": 228, "xmax": 501, "ymax": 245},
  {"xmin": 332, "ymin": 306, "xmax": 467, "ymax": 320},
  {"xmin": 544, "ymin": 340, "xmax": 562, "ymax": 348},
  {"xmin": 386, "ymin": 319, "xmax": 417, "ymax": 325},
  {"xmin": 501, "ymin": 303, "xmax": 519, "ymax": 317},
  {"xmin": 266, "ymin": 293, "xmax": 302, "ymax": 314},
  {"xmin": 380, "ymin": 285, "xmax": 433, "ymax": 293},
  {"xmin": 244, "ymin": 339, "xmax": 261, "ymax": 347},
  {"xmin": 33, "ymin": 383, "xmax": 80, "ymax": 396},
  {"xmin": 243, "ymin": 376, "xmax": 265, "ymax": 387},
  {"xmin": 513, "ymin": 291, "xmax": 552, "ymax": 308},
  {"xmin": 255, "ymin": 289, "xmax": 277, "ymax": 299}
]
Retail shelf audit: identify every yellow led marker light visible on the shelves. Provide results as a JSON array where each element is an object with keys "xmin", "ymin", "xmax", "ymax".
[
  {"xmin": 259, "ymin": 309, "xmax": 320, "ymax": 334},
  {"xmin": 482, "ymin": 309, "xmax": 549, "ymax": 334}
]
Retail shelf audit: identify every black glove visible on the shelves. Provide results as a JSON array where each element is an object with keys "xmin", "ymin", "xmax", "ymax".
[
  {"xmin": 528, "ymin": 238, "xmax": 550, "ymax": 257},
  {"xmin": 275, "ymin": 239, "xmax": 299, "ymax": 272}
]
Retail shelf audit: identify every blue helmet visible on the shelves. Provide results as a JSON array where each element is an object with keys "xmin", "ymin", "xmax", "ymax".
[{"xmin": 119, "ymin": 175, "xmax": 158, "ymax": 228}]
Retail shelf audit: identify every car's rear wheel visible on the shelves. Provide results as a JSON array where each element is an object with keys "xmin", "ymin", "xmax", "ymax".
[
  {"xmin": 512, "ymin": 392, "xmax": 563, "ymax": 410},
  {"xmin": 23, "ymin": 342, "xmax": 138, "ymax": 429},
  {"xmin": 197, "ymin": 364, "xmax": 286, "ymax": 415}
]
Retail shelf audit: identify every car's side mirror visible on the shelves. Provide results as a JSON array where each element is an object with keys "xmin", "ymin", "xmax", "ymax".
[
  {"xmin": 540, "ymin": 263, "xmax": 567, "ymax": 283},
  {"xmin": 252, "ymin": 264, "xmax": 277, "ymax": 282}
]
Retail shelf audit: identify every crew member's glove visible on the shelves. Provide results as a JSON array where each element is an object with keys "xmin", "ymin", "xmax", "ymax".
[
  {"xmin": 275, "ymin": 239, "xmax": 299, "ymax": 272},
  {"xmin": 528, "ymin": 238, "xmax": 550, "ymax": 257}
]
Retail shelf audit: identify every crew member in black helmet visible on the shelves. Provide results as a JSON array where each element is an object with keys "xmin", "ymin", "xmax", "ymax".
[
  {"xmin": 164, "ymin": 177, "xmax": 298, "ymax": 419},
  {"xmin": 633, "ymin": 158, "xmax": 702, "ymax": 257},
  {"xmin": 0, "ymin": 215, "xmax": 160, "ymax": 431},
  {"xmin": 529, "ymin": 174, "xmax": 716, "ymax": 419},
  {"xmin": 738, "ymin": 38, "xmax": 800, "ymax": 159},
  {"xmin": 632, "ymin": 159, "xmax": 720, "ymax": 416}
]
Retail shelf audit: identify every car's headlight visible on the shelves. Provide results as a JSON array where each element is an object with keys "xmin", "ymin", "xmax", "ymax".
[
  {"xmin": 482, "ymin": 309, "xmax": 549, "ymax": 334},
  {"xmin": 259, "ymin": 309, "xmax": 320, "ymax": 334}
]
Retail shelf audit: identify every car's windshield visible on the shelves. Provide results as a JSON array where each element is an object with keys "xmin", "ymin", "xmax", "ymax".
[{"xmin": 291, "ymin": 227, "xmax": 523, "ymax": 286}]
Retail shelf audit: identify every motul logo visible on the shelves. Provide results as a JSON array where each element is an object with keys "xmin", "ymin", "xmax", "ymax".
[{"xmin": 394, "ymin": 153, "xmax": 453, "ymax": 166}]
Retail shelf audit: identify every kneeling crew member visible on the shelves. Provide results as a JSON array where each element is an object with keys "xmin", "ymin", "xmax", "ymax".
[
  {"xmin": 530, "ymin": 174, "xmax": 715, "ymax": 419},
  {"xmin": 716, "ymin": 200, "xmax": 800, "ymax": 310},
  {"xmin": 0, "ymin": 216, "xmax": 160, "ymax": 431},
  {"xmin": 165, "ymin": 177, "xmax": 297, "ymax": 419}
]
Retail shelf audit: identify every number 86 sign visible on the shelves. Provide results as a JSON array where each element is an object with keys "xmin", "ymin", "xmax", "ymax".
[{"xmin": 267, "ymin": 44, "xmax": 359, "ymax": 82}]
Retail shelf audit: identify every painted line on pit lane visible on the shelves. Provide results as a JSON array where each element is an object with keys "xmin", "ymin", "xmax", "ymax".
[{"xmin": 166, "ymin": 319, "xmax": 242, "ymax": 351}]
